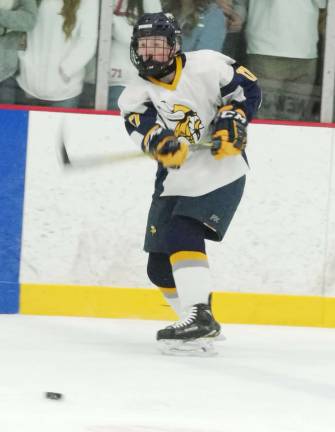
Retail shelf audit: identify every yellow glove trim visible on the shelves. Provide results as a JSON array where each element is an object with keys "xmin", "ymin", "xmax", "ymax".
[
  {"xmin": 212, "ymin": 130, "xmax": 242, "ymax": 160},
  {"xmin": 155, "ymin": 141, "xmax": 189, "ymax": 168},
  {"xmin": 218, "ymin": 104, "xmax": 234, "ymax": 113},
  {"xmin": 218, "ymin": 105, "xmax": 246, "ymax": 118}
]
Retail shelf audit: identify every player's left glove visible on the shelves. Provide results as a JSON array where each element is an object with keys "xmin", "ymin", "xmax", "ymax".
[{"xmin": 211, "ymin": 104, "xmax": 248, "ymax": 160}]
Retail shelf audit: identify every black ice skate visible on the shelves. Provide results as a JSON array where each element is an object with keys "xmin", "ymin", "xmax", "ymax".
[{"xmin": 157, "ymin": 303, "xmax": 221, "ymax": 356}]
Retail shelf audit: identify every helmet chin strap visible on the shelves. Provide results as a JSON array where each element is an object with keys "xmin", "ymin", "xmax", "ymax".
[{"xmin": 141, "ymin": 55, "xmax": 178, "ymax": 79}]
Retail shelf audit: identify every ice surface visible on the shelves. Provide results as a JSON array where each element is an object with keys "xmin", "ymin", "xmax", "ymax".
[{"xmin": 0, "ymin": 315, "xmax": 335, "ymax": 432}]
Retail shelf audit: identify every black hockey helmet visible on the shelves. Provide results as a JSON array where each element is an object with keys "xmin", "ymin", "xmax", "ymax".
[{"xmin": 130, "ymin": 12, "xmax": 182, "ymax": 78}]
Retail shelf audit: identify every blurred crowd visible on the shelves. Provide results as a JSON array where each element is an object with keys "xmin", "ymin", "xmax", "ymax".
[{"xmin": 0, "ymin": 0, "xmax": 330, "ymax": 121}]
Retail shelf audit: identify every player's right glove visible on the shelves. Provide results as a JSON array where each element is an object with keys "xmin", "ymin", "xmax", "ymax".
[
  {"xmin": 142, "ymin": 125, "xmax": 189, "ymax": 169},
  {"xmin": 211, "ymin": 104, "xmax": 248, "ymax": 160}
]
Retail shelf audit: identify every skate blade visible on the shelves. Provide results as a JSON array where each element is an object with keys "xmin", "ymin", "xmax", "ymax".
[
  {"xmin": 214, "ymin": 333, "xmax": 226, "ymax": 342},
  {"xmin": 158, "ymin": 338, "xmax": 218, "ymax": 357}
]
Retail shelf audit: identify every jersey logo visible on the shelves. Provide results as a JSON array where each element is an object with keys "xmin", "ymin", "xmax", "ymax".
[{"xmin": 158, "ymin": 102, "xmax": 204, "ymax": 145}]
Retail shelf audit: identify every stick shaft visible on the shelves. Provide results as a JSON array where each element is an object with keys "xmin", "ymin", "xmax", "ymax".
[{"xmin": 60, "ymin": 141, "xmax": 213, "ymax": 169}]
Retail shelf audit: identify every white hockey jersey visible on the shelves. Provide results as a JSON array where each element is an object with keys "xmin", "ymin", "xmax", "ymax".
[{"xmin": 119, "ymin": 50, "xmax": 261, "ymax": 197}]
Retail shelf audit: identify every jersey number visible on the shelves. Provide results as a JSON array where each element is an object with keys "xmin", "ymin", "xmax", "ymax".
[
  {"xmin": 236, "ymin": 66, "xmax": 257, "ymax": 82},
  {"xmin": 110, "ymin": 68, "xmax": 122, "ymax": 78}
]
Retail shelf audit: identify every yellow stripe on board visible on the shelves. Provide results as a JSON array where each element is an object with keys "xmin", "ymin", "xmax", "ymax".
[
  {"xmin": 170, "ymin": 251, "xmax": 207, "ymax": 265},
  {"xmin": 20, "ymin": 284, "xmax": 335, "ymax": 328},
  {"xmin": 20, "ymin": 284, "xmax": 177, "ymax": 320},
  {"xmin": 211, "ymin": 292, "xmax": 335, "ymax": 328}
]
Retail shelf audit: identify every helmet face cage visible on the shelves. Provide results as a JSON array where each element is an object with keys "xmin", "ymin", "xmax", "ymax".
[{"xmin": 130, "ymin": 13, "xmax": 182, "ymax": 77}]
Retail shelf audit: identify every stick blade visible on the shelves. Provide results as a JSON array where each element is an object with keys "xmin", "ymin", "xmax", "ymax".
[{"xmin": 60, "ymin": 142, "xmax": 71, "ymax": 165}]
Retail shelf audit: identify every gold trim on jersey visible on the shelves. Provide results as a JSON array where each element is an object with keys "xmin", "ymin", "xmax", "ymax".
[
  {"xmin": 142, "ymin": 124, "xmax": 161, "ymax": 151},
  {"xmin": 148, "ymin": 56, "xmax": 183, "ymax": 91},
  {"xmin": 128, "ymin": 113, "xmax": 141, "ymax": 128}
]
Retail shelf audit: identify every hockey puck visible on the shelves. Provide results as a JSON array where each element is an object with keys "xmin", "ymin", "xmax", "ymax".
[{"xmin": 45, "ymin": 392, "xmax": 63, "ymax": 400}]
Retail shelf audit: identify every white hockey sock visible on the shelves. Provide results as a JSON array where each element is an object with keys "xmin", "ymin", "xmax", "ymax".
[
  {"xmin": 170, "ymin": 251, "xmax": 211, "ymax": 310},
  {"xmin": 158, "ymin": 287, "xmax": 181, "ymax": 318}
]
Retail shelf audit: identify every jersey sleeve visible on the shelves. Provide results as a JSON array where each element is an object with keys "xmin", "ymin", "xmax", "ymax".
[
  {"xmin": 118, "ymin": 84, "xmax": 164, "ymax": 150},
  {"xmin": 218, "ymin": 54, "xmax": 262, "ymax": 121}
]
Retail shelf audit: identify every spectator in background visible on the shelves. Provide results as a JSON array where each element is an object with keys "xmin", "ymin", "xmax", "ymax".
[
  {"xmin": 81, "ymin": 0, "xmax": 162, "ymax": 110},
  {"xmin": 216, "ymin": 0, "xmax": 246, "ymax": 64},
  {"xmin": 109, "ymin": 0, "xmax": 161, "ymax": 110},
  {"xmin": 0, "ymin": 0, "xmax": 37, "ymax": 104},
  {"xmin": 217, "ymin": 0, "xmax": 243, "ymax": 33},
  {"xmin": 16, "ymin": 0, "xmax": 99, "ymax": 108},
  {"xmin": 162, "ymin": 0, "xmax": 226, "ymax": 52},
  {"xmin": 231, "ymin": 0, "xmax": 327, "ymax": 120}
]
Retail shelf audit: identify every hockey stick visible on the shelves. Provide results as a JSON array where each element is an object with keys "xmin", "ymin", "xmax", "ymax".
[
  {"xmin": 60, "ymin": 142, "xmax": 147, "ymax": 169},
  {"xmin": 59, "ymin": 139, "xmax": 215, "ymax": 170}
]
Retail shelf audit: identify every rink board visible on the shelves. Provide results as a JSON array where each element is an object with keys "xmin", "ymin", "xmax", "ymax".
[
  {"xmin": 20, "ymin": 284, "xmax": 335, "ymax": 328},
  {"xmin": 0, "ymin": 110, "xmax": 29, "ymax": 313},
  {"xmin": 1, "ymin": 107, "xmax": 335, "ymax": 326}
]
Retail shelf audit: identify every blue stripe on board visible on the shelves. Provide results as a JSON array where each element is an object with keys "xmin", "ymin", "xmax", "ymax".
[{"xmin": 0, "ymin": 109, "xmax": 29, "ymax": 313}]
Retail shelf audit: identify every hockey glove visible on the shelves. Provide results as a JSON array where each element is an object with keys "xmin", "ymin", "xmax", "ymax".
[
  {"xmin": 143, "ymin": 126, "xmax": 189, "ymax": 168},
  {"xmin": 211, "ymin": 105, "xmax": 248, "ymax": 160}
]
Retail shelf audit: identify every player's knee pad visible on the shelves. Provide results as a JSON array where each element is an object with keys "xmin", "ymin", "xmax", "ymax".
[
  {"xmin": 147, "ymin": 252, "xmax": 175, "ymax": 288},
  {"xmin": 165, "ymin": 216, "xmax": 206, "ymax": 255}
]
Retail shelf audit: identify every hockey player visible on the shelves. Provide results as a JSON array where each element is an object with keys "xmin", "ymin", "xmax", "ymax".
[{"xmin": 118, "ymin": 12, "xmax": 261, "ymax": 354}]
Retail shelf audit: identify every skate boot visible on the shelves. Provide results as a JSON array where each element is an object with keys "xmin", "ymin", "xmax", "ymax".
[{"xmin": 157, "ymin": 303, "xmax": 221, "ymax": 356}]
